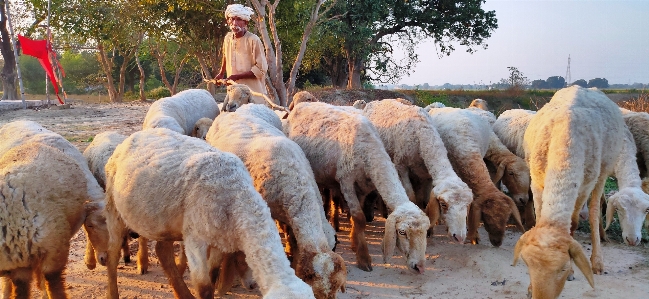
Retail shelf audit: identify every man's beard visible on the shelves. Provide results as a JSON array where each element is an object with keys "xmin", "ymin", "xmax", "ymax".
[{"xmin": 230, "ymin": 24, "xmax": 243, "ymax": 34}]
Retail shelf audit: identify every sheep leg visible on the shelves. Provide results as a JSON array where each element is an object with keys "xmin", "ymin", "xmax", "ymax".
[
  {"xmin": 285, "ymin": 226, "xmax": 300, "ymax": 269},
  {"xmin": 137, "ymin": 237, "xmax": 149, "ymax": 274},
  {"xmin": 155, "ymin": 241, "xmax": 194, "ymax": 299},
  {"xmin": 105, "ymin": 206, "xmax": 127, "ymax": 299},
  {"xmin": 466, "ymin": 201, "xmax": 482, "ymax": 244},
  {"xmin": 340, "ymin": 180, "xmax": 372, "ymax": 271},
  {"xmin": 83, "ymin": 241, "xmax": 97, "ymax": 270},
  {"xmin": 588, "ymin": 177, "xmax": 607, "ymax": 275},
  {"xmin": 396, "ymin": 166, "xmax": 416, "ymax": 204},
  {"xmin": 42, "ymin": 271, "xmax": 67, "ymax": 299},
  {"xmin": 216, "ymin": 252, "xmax": 235, "ymax": 295},
  {"xmin": 425, "ymin": 196, "xmax": 441, "ymax": 238},
  {"xmin": 598, "ymin": 194, "xmax": 609, "ymax": 243},
  {"xmin": 183, "ymin": 238, "xmax": 214, "ymax": 299},
  {"xmin": 175, "ymin": 242, "xmax": 188, "ymax": 274},
  {"xmin": 121, "ymin": 235, "xmax": 131, "ymax": 264},
  {"xmin": 0, "ymin": 277, "xmax": 13, "ymax": 299},
  {"xmin": 8, "ymin": 268, "xmax": 31, "ymax": 299},
  {"xmin": 522, "ymin": 189, "xmax": 536, "ymax": 231}
]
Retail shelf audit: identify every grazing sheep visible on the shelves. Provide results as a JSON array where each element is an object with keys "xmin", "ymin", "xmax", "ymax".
[
  {"xmin": 222, "ymin": 83, "xmax": 289, "ymax": 113},
  {"xmin": 206, "ymin": 109, "xmax": 345, "ymax": 298},
  {"xmin": 514, "ymin": 86, "xmax": 624, "ymax": 298},
  {"xmin": 103, "ymin": 128, "xmax": 315, "ymax": 299},
  {"xmin": 284, "ymin": 102, "xmax": 430, "ymax": 273},
  {"xmin": 83, "ymin": 131, "xmax": 152, "ymax": 274},
  {"xmin": 428, "ymin": 108, "xmax": 524, "ymax": 247},
  {"xmin": 620, "ymin": 109, "xmax": 649, "ymax": 183},
  {"xmin": 492, "ymin": 109, "xmax": 538, "ymax": 230},
  {"xmin": 191, "ymin": 117, "xmax": 214, "ymax": 140},
  {"xmin": 0, "ymin": 143, "xmax": 100, "ymax": 299},
  {"xmin": 469, "ymin": 98, "xmax": 489, "ymax": 110},
  {"xmin": 423, "ymin": 102, "xmax": 446, "ymax": 112},
  {"xmin": 0, "ymin": 121, "xmax": 108, "ymax": 270},
  {"xmin": 362, "ymin": 99, "xmax": 473, "ymax": 243},
  {"xmin": 236, "ymin": 103, "xmax": 283, "ymax": 131},
  {"xmin": 465, "ymin": 107, "xmax": 496, "ymax": 126},
  {"xmin": 289, "ymin": 91, "xmax": 319, "ymax": 111},
  {"xmin": 142, "ymin": 89, "xmax": 219, "ymax": 135},
  {"xmin": 492, "ymin": 109, "xmax": 537, "ymax": 159},
  {"xmin": 352, "ymin": 100, "xmax": 367, "ymax": 109}
]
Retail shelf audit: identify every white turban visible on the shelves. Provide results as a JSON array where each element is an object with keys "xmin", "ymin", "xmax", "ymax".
[{"xmin": 225, "ymin": 4, "xmax": 254, "ymax": 21}]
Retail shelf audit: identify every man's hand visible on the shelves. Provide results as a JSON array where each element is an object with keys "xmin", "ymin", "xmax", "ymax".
[{"xmin": 226, "ymin": 74, "xmax": 240, "ymax": 81}]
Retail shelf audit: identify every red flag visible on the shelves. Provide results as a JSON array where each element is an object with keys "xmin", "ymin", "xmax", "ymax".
[{"xmin": 17, "ymin": 35, "xmax": 64, "ymax": 104}]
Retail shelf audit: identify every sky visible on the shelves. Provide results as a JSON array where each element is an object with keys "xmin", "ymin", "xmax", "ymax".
[{"xmin": 394, "ymin": 0, "xmax": 649, "ymax": 86}]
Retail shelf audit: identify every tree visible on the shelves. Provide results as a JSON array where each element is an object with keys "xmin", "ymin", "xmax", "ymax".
[
  {"xmin": 0, "ymin": 0, "xmax": 18, "ymax": 100},
  {"xmin": 588, "ymin": 78, "xmax": 609, "ymax": 89},
  {"xmin": 572, "ymin": 79, "xmax": 587, "ymax": 87},
  {"xmin": 324, "ymin": 0, "xmax": 498, "ymax": 89},
  {"xmin": 531, "ymin": 79, "xmax": 549, "ymax": 89},
  {"xmin": 546, "ymin": 76, "xmax": 566, "ymax": 89},
  {"xmin": 499, "ymin": 66, "xmax": 529, "ymax": 90}
]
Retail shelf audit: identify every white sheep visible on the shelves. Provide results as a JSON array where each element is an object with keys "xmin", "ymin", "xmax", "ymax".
[
  {"xmin": 0, "ymin": 143, "xmax": 97, "ymax": 298},
  {"xmin": 103, "ymin": 128, "xmax": 315, "ymax": 299},
  {"xmin": 514, "ymin": 86, "xmax": 626, "ymax": 298},
  {"xmin": 423, "ymin": 102, "xmax": 446, "ymax": 112},
  {"xmin": 428, "ymin": 108, "xmax": 524, "ymax": 246},
  {"xmin": 469, "ymin": 98, "xmax": 489, "ymax": 110},
  {"xmin": 284, "ymin": 102, "xmax": 430, "ymax": 273},
  {"xmin": 492, "ymin": 109, "xmax": 537, "ymax": 159},
  {"xmin": 206, "ymin": 109, "xmax": 345, "ymax": 298},
  {"xmin": 142, "ymin": 89, "xmax": 219, "ymax": 135},
  {"xmin": 620, "ymin": 109, "xmax": 649, "ymax": 185},
  {"xmin": 362, "ymin": 99, "xmax": 473, "ymax": 243},
  {"xmin": 222, "ymin": 83, "xmax": 289, "ymax": 113},
  {"xmin": 236, "ymin": 103, "xmax": 283, "ymax": 131},
  {"xmin": 191, "ymin": 117, "xmax": 214, "ymax": 140},
  {"xmin": 352, "ymin": 99, "xmax": 367, "ymax": 109},
  {"xmin": 0, "ymin": 121, "xmax": 108, "ymax": 270},
  {"xmin": 465, "ymin": 107, "xmax": 497, "ymax": 126}
]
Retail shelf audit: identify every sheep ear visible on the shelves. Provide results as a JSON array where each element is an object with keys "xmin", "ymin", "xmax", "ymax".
[
  {"xmin": 425, "ymin": 193, "xmax": 440, "ymax": 228},
  {"xmin": 512, "ymin": 232, "xmax": 529, "ymax": 266},
  {"xmin": 569, "ymin": 238, "xmax": 595, "ymax": 288},
  {"xmin": 507, "ymin": 197, "xmax": 526, "ymax": 232},
  {"xmin": 221, "ymin": 94, "xmax": 229, "ymax": 112},
  {"xmin": 288, "ymin": 99, "xmax": 295, "ymax": 111},
  {"xmin": 605, "ymin": 196, "xmax": 617, "ymax": 230},
  {"xmin": 85, "ymin": 200, "xmax": 105, "ymax": 214},
  {"xmin": 382, "ymin": 213, "xmax": 398, "ymax": 263},
  {"xmin": 492, "ymin": 162, "xmax": 506, "ymax": 185}
]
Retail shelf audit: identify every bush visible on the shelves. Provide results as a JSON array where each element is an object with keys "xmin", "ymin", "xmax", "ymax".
[{"xmin": 147, "ymin": 86, "xmax": 171, "ymax": 100}]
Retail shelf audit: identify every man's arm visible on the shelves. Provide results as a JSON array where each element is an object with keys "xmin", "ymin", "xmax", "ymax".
[{"xmin": 215, "ymin": 54, "xmax": 227, "ymax": 80}]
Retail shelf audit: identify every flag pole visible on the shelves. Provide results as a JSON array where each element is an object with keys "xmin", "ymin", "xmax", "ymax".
[{"xmin": 5, "ymin": 0, "xmax": 26, "ymax": 109}]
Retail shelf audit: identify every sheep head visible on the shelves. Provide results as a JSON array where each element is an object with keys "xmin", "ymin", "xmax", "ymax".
[
  {"xmin": 352, "ymin": 100, "xmax": 367, "ymax": 110},
  {"xmin": 431, "ymin": 180, "xmax": 473, "ymax": 243},
  {"xmin": 83, "ymin": 200, "xmax": 109, "ymax": 267},
  {"xmin": 382, "ymin": 204, "xmax": 430, "ymax": 274},
  {"xmin": 493, "ymin": 157, "xmax": 531, "ymax": 207},
  {"xmin": 289, "ymin": 91, "xmax": 318, "ymax": 111},
  {"xmin": 191, "ymin": 117, "xmax": 213, "ymax": 140},
  {"xmin": 222, "ymin": 84, "xmax": 252, "ymax": 112},
  {"xmin": 296, "ymin": 250, "xmax": 347, "ymax": 299},
  {"xmin": 474, "ymin": 191, "xmax": 525, "ymax": 247},
  {"xmin": 469, "ymin": 98, "xmax": 489, "ymax": 111},
  {"xmin": 513, "ymin": 225, "xmax": 594, "ymax": 299},
  {"xmin": 605, "ymin": 187, "xmax": 649, "ymax": 246}
]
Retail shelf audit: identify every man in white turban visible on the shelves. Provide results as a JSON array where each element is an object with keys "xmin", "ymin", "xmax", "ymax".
[{"xmin": 216, "ymin": 4, "xmax": 270, "ymax": 104}]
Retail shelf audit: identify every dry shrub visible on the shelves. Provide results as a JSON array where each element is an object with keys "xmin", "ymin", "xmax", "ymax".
[{"xmin": 618, "ymin": 92, "xmax": 649, "ymax": 113}]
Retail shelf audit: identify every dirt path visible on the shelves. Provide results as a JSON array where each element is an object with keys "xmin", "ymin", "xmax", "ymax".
[{"xmin": 1, "ymin": 100, "xmax": 647, "ymax": 298}]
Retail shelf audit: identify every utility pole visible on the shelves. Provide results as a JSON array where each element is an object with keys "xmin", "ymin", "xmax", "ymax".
[{"xmin": 565, "ymin": 54, "xmax": 571, "ymax": 87}]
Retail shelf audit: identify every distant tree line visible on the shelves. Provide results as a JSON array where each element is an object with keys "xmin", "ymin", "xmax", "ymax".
[{"xmin": 531, "ymin": 76, "xmax": 615, "ymax": 89}]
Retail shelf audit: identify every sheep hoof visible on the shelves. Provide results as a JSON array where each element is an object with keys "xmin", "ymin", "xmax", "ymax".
[
  {"xmin": 123, "ymin": 255, "xmax": 131, "ymax": 264},
  {"xmin": 566, "ymin": 269, "xmax": 575, "ymax": 281},
  {"xmin": 357, "ymin": 263, "xmax": 373, "ymax": 272},
  {"xmin": 138, "ymin": 267, "xmax": 148, "ymax": 275}
]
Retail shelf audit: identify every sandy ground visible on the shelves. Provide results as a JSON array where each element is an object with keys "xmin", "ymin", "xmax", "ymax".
[{"xmin": 1, "ymin": 99, "xmax": 648, "ymax": 299}]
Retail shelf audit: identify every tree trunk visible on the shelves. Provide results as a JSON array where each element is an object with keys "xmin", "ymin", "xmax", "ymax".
[
  {"xmin": 0, "ymin": 0, "xmax": 17, "ymax": 100},
  {"xmin": 197, "ymin": 54, "xmax": 216, "ymax": 95},
  {"xmin": 97, "ymin": 43, "xmax": 120, "ymax": 102},
  {"xmin": 323, "ymin": 54, "xmax": 347, "ymax": 88},
  {"xmin": 250, "ymin": 0, "xmax": 285, "ymax": 106},
  {"xmin": 135, "ymin": 53, "xmax": 146, "ymax": 101},
  {"xmin": 346, "ymin": 52, "xmax": 363, "ymax": 89}
]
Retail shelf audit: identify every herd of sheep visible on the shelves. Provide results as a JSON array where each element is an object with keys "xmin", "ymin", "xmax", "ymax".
[{"xmin": 1, "ymin": 85, "xmax": 648, "ymax": 299}]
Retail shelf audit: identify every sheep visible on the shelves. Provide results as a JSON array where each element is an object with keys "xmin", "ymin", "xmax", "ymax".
[
  {"xmin": 423, "ymin": 102, "xmax": 445, "ymax": 112},
  {"xmin": 284, "ymin": 102, "xmax": 430, "ymax": 273},
  {"xmin": 514, "ymin": 86, "xmax": 627, "ymax": 298},
  {"xmin": 82, "ymin": 131, "xmax": 153, "ymax": 274},
  {"xmin": 490, "ymin": 109, "xmax": 538, "ymax": 230},
  {"xmin": 142, "ymin": 89, "xmax": 219, "ymax": 135},
  {"xmin": 222, "ymin": 83, "xmax": 289, "ymax": 113},
  {"xmin": 0, "ymin": 142, "xmax": 101, "ymax": 299},
  {"xmin": 352, "ymin": 100, "xmax": 367, "ymax": 109},
  {"xmin": 465, "ymin": 107, "xmax": 496, "ymax": 126},
  {"xmin": 191, "ymin": 117, "xmax": 214, "ymax": 140},
  {"xmin": 236, "ymin": 103, "xmax": 283, "ymax": 131},
  {"xmin": 103, "ymin": 128, "xmax": 315, "ymax": 299},
  {"xmin": 289, "ymin": 90, "xmax": 319, "ymax": 111},
  {"xmin": 0, "ymin": 121, "xmax": 108, "ymax": 270},
  {"xmin": 620, "ymin": 109, "xmax": 649, "ymax": 183},
  {"xmin": 428, "ymin": 108, "xmax": 524, "ymax": 246},
  {"xmin": 361, "ymin": 99, "xmax": 473, "ymax": 243},
  {"xmin": 469, "ymin": 98, "xmax": 489, "ymax": 110},
  {"xmin": 492, "ymin": 109, "xmax": 537, "ymax": 159},
  {"xmin": 205, "ymin": 109, "xmax": 346, "ymax": 298}
]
